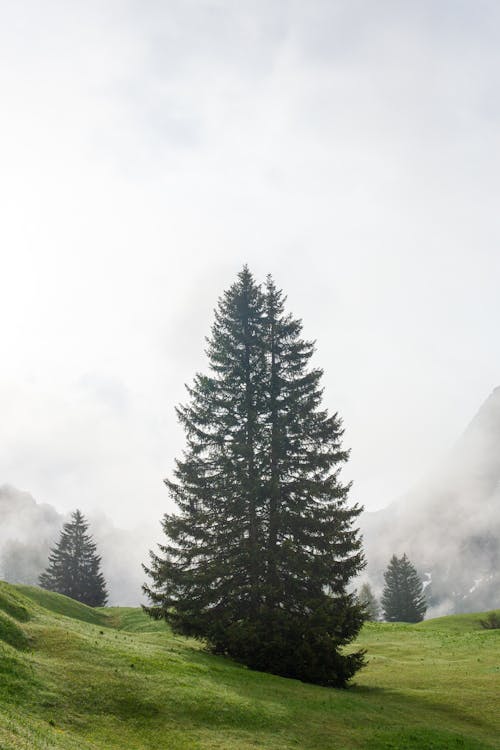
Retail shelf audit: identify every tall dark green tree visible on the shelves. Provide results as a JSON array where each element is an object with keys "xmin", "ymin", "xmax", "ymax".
[
  {"xmin": 381, "ymin": 554, "xmax": 427, "ymax": 622},
  {"xmin": 144, "ymin": 268, "xmax": 267, "ymax": 647},
  {"xmin": 256, "ymin": 276, "xmax": 365, "ymax": 683},
  {"xmin": 39, "ymin": 510, "xmax": 108, "ymax": 607},
  {"xmin": 144, "ymin": 267, "xmax": 365, "ymax": 686}
]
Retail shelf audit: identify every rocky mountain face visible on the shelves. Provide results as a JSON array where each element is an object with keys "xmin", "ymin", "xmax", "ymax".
[{"xmin": 361, "ymin": 387, "xmax": 500, "ymax": 616}]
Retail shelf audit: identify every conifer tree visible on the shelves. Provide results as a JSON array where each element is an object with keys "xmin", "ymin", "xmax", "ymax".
[
  {"xmin": 39, "ymin": 510, "xmax": 108, "ymax": 607},
  {"xmin": 357, "ymin": 582, "xmax": 380, "ymax": 621},
  {"xmin": 256, "ymin": 276, "xmax": 365, "ymax": 683},
  {"xmin": 381, "ymin": 554, "xmax": 427, "ymax": 622},
  {"xmin": 144, "ymin": 268, "xmax": 267, "ymax": 647},
  {"xmin": 144, "ymin": 267, "xmax": 365, "ymax": 686}
]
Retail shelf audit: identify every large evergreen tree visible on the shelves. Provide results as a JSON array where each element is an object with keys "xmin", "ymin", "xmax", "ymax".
[
  {"xmin": 381, "ymin": 554, "xmax": 427, "ymax": 622},
  {"xmin": 39, "ymin": 510, "xmax": 108, "ymax": 607},
  {"xmin": 144, "ymin": 267, "xmax": 365, "ymax": 686}
]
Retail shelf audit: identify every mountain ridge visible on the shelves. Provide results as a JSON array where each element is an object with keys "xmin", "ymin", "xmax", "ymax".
[{"xmin": 360, "ymin": 387, "xmax": 500, "ymax": 615}]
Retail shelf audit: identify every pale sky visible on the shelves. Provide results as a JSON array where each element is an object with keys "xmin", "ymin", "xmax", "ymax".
[{"xmin": 1, "ymin": 1, "xmax": 500, "ymax": 527}]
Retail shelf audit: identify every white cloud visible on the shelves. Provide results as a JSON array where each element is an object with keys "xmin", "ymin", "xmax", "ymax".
[{"xmin": 1, "ymin": 1, "xmax": 500, "ymax": 528}]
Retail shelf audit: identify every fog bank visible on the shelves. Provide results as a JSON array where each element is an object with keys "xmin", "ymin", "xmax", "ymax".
[
  {"xmin": 0, "ymin": 485, "xmax": 156, "ymax": 606},
  {"xmin": 361, "ymin": 387, "xmax": 500, "ymax": 616}
]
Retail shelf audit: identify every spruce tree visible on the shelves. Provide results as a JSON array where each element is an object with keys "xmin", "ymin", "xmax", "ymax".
[
  {"xmin": 144, "ymin": 268, "xmax": 267, "ymax": 647},
  {"xmin": 357, "ymin": 582, "xmax": 380, "ymax": 621},
  {"xmin": 39, "ymin": 510, "xmax": 108, "ymax": 607},
  {"xmin": 381, "ymin": 554, "xmax": 427, "ymax": 622},
  {"xmin": 256, "ymin": 276, "xmax": 365, "ymax": 683},
  {"xmin": 144, "ymin": 267, "xmax": 365, "ymax": 686}
]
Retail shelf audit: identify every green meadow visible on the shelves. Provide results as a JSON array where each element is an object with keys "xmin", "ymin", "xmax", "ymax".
[{"xmin": 0, "ymin": 580, "xmax": 498, "ymax": 750}]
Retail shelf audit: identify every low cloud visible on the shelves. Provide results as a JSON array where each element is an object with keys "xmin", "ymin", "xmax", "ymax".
[
  {"xmin": 360, "ymin": 387, "xmax": 500, "ymax": 615},
  {"xmin": 0, "ymin": 484, "xmax": 157, "ymax": 606}
]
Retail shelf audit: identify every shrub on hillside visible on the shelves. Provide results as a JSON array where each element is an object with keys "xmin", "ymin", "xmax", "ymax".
[{"xmin": 480, "ymin": 611, "xmax": 500, "ymax": 629}]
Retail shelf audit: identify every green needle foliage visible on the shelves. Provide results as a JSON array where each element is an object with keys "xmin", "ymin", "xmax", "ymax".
[
  {"xmin": 144, "ymin": 267, "xmax": 365, "ymax": 687},
  {"xmin": 39, "ymin": 510, "xmax": 108, "ymax": 607},
  {"xmin": 381, "ymin": 553, "xmax": 427, "ymax": 623}
]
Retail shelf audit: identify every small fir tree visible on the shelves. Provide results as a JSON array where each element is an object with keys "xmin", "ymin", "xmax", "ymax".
[
  {"xmin": 357, "ymin": 582, "xmax": 380, "ymax": 621},
  {"xmin": 144, "ymin": 268, "xmax": 366, "ymax": 687},
  {"xmin": 381, "ymin": 554, "xmax": 426, "ymax": 622},
  {"xmin": 39, "ymin": 510, "xmax": 108, "ymax": 607}
]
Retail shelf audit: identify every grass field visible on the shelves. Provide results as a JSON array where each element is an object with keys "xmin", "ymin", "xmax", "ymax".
[{"xmin": 0, "ymin": 580, "xmax": 498, "ymax": 749}]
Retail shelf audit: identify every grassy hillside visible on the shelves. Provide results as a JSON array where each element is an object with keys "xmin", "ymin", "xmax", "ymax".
[{"xmin": 0, "ymin": 581, "xmax": 498, "ymax": 750}]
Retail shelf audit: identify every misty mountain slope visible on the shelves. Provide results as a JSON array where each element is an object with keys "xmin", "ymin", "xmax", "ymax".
[
  {"xmin": 0, "ymin": 485, "xmax": 154, "ymax": 606},
  {"xmin": 0, "ymin": 485, "xmax": 63, "ymax": 587},
  {"xmin": 0, "ymin": 580, "xmax": 498, "ymax": 750},
  {"xmin": 2, "ymin": 388, "xmax": 499, "ymax": 614},
  {"xmin": 361, "ymin": 387, "xmax": 500, "ymax": 615}
]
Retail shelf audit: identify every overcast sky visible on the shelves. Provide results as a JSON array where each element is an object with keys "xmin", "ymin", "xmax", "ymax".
[{"xmin": 1, "ymin": 1, "xmax": 500, "ymax": 527}]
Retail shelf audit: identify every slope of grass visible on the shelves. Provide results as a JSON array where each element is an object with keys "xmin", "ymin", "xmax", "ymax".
[
  {"xmin": 418, "ymin": 611, "xmax": 499, "ymax": 633},
  {"xmin": 0, "ymin": 611, "xmax": 30, "ymax": 651},
  {"xmin": 15, "ymin": 584, "xmax": 111, "ymax": 627},
  {"xmin": 0, "ymin": 580, "xmax": 498, "ymax": 750},
  {"xmin": 0, "ymin": 582, "xmax": 31, "ymax": 622}
]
